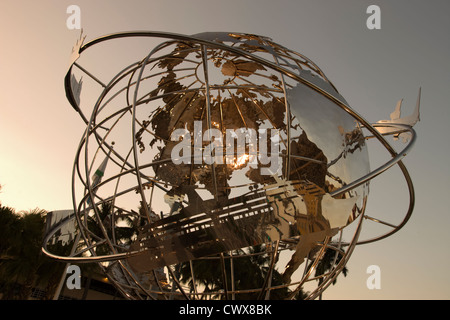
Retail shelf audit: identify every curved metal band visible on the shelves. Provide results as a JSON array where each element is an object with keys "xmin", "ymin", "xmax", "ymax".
[
  {"xmin": 331, "ymin": 123, "xmax": 416, "ymax": 197},
  {"xmin": 351, "ymin": 124, "xmax": 415, "ymax": 245},
  {"xmin": 41, "ymin": 213, "xmax": 142, "ymax": 263},
  {"xmin": 65, "ymin": 31, "xmax": 336, "ymax": 122}
]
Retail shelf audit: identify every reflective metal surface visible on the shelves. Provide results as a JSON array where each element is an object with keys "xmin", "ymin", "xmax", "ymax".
[{"xmin": 43, "ymin": 31, "xmax": 418, "ymax": 300}]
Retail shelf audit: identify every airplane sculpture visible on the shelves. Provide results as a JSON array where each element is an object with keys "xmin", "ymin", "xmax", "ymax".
[{"xmin": 375, "ymin": 88, "xmax": 421, "ymax": 142}]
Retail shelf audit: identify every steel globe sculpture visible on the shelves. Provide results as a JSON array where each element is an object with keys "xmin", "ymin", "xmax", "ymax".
[{"xmin": 43, "ymin": 31, "xmax": 418, "ymax": 300}]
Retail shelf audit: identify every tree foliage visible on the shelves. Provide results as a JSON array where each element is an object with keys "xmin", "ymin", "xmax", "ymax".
[{"xmin": 0, "ymin": 206, "xmax": 67, "ymax": 299}]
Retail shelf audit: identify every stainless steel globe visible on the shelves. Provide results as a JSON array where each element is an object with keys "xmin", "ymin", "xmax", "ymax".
[{"xmin": 43, "ymin": 31, "xmax": 417, "ymax": 300}]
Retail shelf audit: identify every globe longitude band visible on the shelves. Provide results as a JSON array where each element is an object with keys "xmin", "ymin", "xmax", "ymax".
[{"xmin": 43, "ymin": 31, "xmax": 417, "ymax": 300}]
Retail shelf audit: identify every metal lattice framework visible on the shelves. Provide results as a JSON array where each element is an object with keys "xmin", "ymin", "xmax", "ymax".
[{"xmin": 43, "ymin": 31, "xmax": 417, "ymax": 300}]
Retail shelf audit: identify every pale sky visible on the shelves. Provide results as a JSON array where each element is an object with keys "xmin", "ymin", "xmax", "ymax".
[{"xmin": 1, "ymin": 0, "xmax": 449, "ymax": 300}]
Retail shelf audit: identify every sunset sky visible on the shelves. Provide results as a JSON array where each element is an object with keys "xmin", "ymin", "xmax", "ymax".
[{"xmin": 1, "ymin": 0, "xmax": 449, "ymax": 299}]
